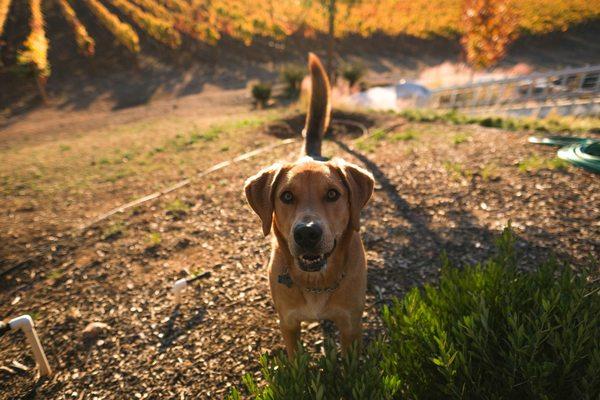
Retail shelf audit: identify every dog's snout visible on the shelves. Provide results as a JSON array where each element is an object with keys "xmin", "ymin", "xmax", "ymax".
[{"xmin": 293, "ymin": 221, "xmax": 323, "ymax": 250}]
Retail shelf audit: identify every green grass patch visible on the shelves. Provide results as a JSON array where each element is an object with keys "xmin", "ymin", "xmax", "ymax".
[
  {"xmin": 230, "ymin": 227, "xmax": 599, "ymax": 399},
  {"xmin": 165, "ymin": 198, "xmax": 190, "ymax": 214},
  {"xmin": 147, "ymin": 232, "xmax": 162, "ymax": 246},
  {"xmin": 400, "ymin": 109, "xmax": 600, "ymax": 134},
  {"xmin": 479, "ymin": 162, "xmax": 501, "ymax": 181},
  {"xmin": 199, "ymin": 126, "xmax": 222, "ymax": 142},
  {"xmin": 518, "ymin": 155, "xmax": 570, "ymax": 173},
  {"xmin": 355, "ymin": 129, "xmax": 387, "ymax": 152},
  {"xmin": 391, "ymin": 129, "xmax": 420, "ymax": 142},
  {"xmin": 443, "ymin": 161, "xmax": 473, "ymax": 180},
  {"xmin": 101, "ymin": 169, "xmax": 135, "ymax": 183},
  {"xmin": 102, "ymin": 221, "xmax": 125, "ymax": 241},
  {"xmin": 230, "ymin": 117, "xmax": 266, "ymax": 129},
  {"xmin": 167, "ymin": 125, "xmax": 222, "ymax": 152},
  {"xmin": 452, "ymin": 132, "xmax": 470, "ymax": 145},
  {"xmin": 148, "ymin": 146, "xmax": 165, "ymax": 157},
  {"xmin": 46, "ymin": 268, "xmax": 64, "ymax": 281}
]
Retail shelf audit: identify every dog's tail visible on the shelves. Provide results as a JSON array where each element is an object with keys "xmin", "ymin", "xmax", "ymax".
[{"xmin": 302, "ymin": 53, "xmax": 331, "ymax": 159}]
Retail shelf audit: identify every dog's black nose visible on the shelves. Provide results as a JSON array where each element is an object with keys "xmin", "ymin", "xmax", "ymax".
[{"xmin": 293, "ymin": 222, "xmax": 323, "ymax": 250}]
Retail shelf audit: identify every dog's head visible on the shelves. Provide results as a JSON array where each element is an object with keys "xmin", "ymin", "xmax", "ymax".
[{"xmin": 245, "ymin": 157, "xmax": 373, "ymax": 273}]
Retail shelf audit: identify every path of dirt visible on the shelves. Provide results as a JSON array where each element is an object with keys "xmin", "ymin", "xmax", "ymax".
[
  {"xmin": 0, "ymin": 87, "xmax": 251, "ymax": 146},
  {"xmin": 1, "ymin": 113, "xmax": 598, "ymax": 398}
]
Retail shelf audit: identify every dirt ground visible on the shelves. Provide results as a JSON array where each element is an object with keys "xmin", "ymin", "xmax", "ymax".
[{"xmin": 0, "ymin": 102, "xmax": 599, "ymax": 398}]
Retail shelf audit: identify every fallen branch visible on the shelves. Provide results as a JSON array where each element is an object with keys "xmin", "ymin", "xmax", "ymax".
[{"xmin": 82, "ymin": 138, "xmax": 298, "ymax": 230}]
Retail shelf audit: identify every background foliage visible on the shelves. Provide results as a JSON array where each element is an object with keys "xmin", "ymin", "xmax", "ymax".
[{"xmin": 1, "ymin": 0, "xmax": 599, "ymax": 80}]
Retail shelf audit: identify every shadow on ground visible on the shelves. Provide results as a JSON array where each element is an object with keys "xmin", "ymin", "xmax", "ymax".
[{"xmin": 332, "ymin": 137, "xmax": 580, "ymax": 308}]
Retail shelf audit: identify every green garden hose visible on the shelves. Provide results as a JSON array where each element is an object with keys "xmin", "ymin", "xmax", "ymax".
[
  {"xmin": 527, "ymin": 135, "xmax": 594, "ymax": 147},
  {"xmin": 557, "ymin": 142, "xmax": 600, "ymax": 174},
  {"xmin": 528, "ymin": 135, "xmax": 600, "ymax": 174}
]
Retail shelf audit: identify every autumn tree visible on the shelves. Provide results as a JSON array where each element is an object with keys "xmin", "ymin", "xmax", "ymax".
[
  {"xmin": 321, "ymin": 0, "xmax": 364, "ymax": 80},
  {"xmin": 2, "ymin": 0, "xmax": 596, "ymax": 90},
  {"xmin": 18, "ymin": 0, "xmax": 50, "ymax": 102},
  {"xmin": 461, "ymin": 0, "xmax": 517, "ymax": 71}
]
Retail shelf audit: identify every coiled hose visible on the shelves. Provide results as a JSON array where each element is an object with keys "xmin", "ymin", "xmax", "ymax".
[{"xmin": 528, "ymin": 136, "xmax": 600, "ymax": 174}]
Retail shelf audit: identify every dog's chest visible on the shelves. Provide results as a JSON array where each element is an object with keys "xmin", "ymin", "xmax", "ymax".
[{"xmin": 295, "ymin": 293, "xmax": 330, "ymax": 321}]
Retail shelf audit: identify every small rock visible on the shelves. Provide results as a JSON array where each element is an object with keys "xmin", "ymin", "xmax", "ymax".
[
  {"xmin": 66, "ymin": 307, "xmax": 82, "ymax": 322},
  {"xmin": 82, "ymin": 322, "xmax": 111, "ymax": 340},
  {"xmin": 307, "ymin": 322, "xmax": 320, "ymax": 331},
  {"xmin": 175, "ymin": 238, "xmax": 191, "ymax": 249}
]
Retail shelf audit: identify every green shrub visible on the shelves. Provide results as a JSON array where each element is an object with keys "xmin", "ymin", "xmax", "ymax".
[
  {"xmin": 251, "ymin": 82, "xmax": 272, "ymax": 108},
  {"xmin": 228, "ymin": 343, "xmax": 399, "ymax": 400},
  {"xmin": 230, "ymin": 227, "xmax": 600, "ymax": 399},
  {"xmin": 281, "ymin": 64, "xmax": 305, "ymax": 98},
  {"xmin": 340, "ymin": 62, "xmax": 366, "ymax": 88}
]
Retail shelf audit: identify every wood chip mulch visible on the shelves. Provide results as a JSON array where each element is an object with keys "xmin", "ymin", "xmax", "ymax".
[{"xmin": 1, "ymin": 118, "xmax": 598, "ymax": 399}]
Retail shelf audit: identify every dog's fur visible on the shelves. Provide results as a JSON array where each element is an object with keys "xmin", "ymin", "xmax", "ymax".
[{"xmin": 244, "ymin": 53, "xmax": 374, "ymax": 356}]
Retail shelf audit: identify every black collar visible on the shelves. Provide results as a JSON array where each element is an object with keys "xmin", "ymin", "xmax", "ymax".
[{"xmin": 277, "ymin": 267, "xmax": 346, "ymax": 293}]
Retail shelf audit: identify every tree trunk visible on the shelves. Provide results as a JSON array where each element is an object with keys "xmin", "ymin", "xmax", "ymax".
[
  {"xmin": 326, "ymin": 0, "xmax": 335, "ymax": 81},
  {"xmin": 35, "ymin": 74, "xmax": 49, "ymax": 105}
]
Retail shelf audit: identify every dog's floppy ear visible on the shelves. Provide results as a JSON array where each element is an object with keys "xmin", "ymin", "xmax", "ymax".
[
  {"xmin": 244, "ymin": 163, "xmax": 285, "ymax": 236},
  {"xmin": 332, "ymin": 159, "xmax": 374, "ymax": 231}
]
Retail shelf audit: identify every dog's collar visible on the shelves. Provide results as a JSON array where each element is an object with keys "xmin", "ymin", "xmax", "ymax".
[{"xmin": 277, "ymin": 268, "xmax": 346, "ymax": 294}]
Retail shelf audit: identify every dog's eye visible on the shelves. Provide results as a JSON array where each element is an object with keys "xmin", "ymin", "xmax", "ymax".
[
  {"xmin": 326, "ymin": 189, "xmax": 340, "ymax": 202},
  {"xmin": 280, "ymin": 191, "xmax": 294, "ymax": 204}
]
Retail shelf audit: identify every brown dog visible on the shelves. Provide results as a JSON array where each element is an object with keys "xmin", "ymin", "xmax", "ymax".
[{"xmin": 244, "ymin": 53, "xmax": 374, "ymax": 356}]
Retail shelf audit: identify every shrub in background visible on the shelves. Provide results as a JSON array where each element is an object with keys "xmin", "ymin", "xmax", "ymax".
[
  {"xmin": 281, "ymin": 64, "xmax": 305, "ymax": 98},
  {"xmin": 251, "ymin": 82, "xmax": 272, "ymax": 108},
  {"xmin": 340, "ymin": 62, "xmax": 366, "ymax": 88},
  {"xmin": 230, "ymin": 226, "xmax": 600, "ymax": 399}
]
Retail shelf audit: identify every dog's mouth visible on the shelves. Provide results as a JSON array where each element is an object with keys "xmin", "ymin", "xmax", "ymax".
[{"xmin": 296, "ymin": 240, "xmax": 336, "ymax": 272}]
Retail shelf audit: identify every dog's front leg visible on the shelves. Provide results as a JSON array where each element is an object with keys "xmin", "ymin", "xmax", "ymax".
[
  {"xmin": 280, "ymin": 320, "xmax": 301, "ymax": 357},
  {"xmin": 333, "ymin": 312, "xmax": 363, "ymax": 353}
]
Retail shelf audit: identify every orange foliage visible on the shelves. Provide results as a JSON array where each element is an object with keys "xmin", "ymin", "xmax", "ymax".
[
  {"xmin": 82, "ymin": 0, "xmax": 140, "ymax": 53},
  {"xmin": 460, "ymin": 0, "xmax": 517, "ymax": 70},
  {"xmin": 57, "ymin": 0, "xmax": 95, "ymax": 56},
  {"xmin": 18, "ymin": 0, "xmax": 50, "ymax": 78},
  {"xmin": 0, "ymin": 0, "xmax": 12, "ymax": 37},
  {"xmin": 2, "ymin": 0, "xmax": 599, "ymax": 84},
  {"xmin": 107, "ymin": 0, "xmax": 181, "ymax": 48}
]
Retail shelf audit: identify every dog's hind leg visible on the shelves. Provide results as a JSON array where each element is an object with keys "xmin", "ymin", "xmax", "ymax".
[{"xmin": 320, "ymin": 319, "xmax": 336, "ymax": 349}]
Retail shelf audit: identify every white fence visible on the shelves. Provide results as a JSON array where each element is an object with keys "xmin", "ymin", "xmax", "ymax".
[{"xmin": 426, "ymin": 65, "xmax": 600, "ymax": 117}]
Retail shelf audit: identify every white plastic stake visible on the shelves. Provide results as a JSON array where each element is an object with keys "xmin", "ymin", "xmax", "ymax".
[
  {"xmin": 172, "ymin": 278, "xmax": 188, "ymax": 302},
  {"xmin": 9, "ymin": 315, "xmax": 52, "ymax": 377},
  {"xmin": 171, "ymin": 271, "xmax": 209, "ymax": 303}
]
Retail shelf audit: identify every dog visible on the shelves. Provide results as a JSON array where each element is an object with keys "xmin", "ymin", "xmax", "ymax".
[{"xmin": 244, "ymin": 53, "xmax": 374, "ymax": 356}]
